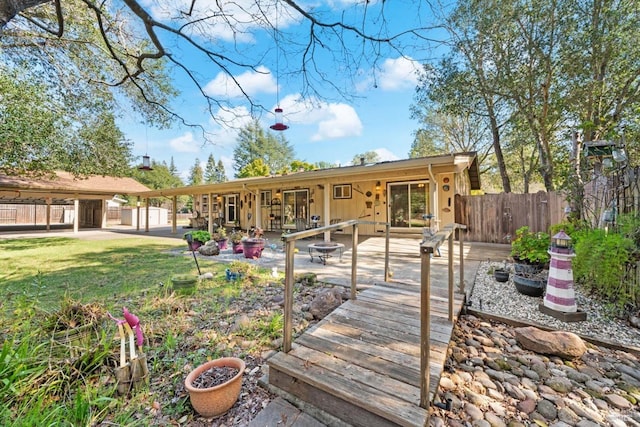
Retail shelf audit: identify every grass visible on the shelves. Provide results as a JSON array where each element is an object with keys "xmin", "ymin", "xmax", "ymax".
[{"xmin": 0, "ymin": 235, "xmax": 303, "ymax": 425}]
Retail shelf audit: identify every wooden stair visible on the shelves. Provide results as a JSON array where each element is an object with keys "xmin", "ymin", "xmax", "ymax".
[{"xmin": 266, "ymin": 280, "xmax": 464, "ymax": 427}]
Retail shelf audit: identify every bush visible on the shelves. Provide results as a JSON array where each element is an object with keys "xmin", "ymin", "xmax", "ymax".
[{"xmin": 573, "ymin": 228, "xmax": 635, "ymax": 311}]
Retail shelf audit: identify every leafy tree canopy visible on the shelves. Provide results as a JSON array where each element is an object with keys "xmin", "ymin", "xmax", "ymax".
[
  {"xmin": 351, "ymin": 151, "xmax": 380, "ymax": 166},
  {"xmin": 0, "ymin": 70, "xmax": 132, "ymax": 176}
]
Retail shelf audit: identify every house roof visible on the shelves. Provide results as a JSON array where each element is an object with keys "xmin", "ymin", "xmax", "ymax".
[
  {"xmin": 132, "ymin": 152, "xmax": 479, "ymax": 198},
  {"xmin": 0, "ymin": 171, "xmax": 150, "ymax": 204}
]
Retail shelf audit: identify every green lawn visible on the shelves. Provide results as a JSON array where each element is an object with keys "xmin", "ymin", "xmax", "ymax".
[{"xmin": 0, "ymin": 236, "xmax": 291, "ymax": 426}]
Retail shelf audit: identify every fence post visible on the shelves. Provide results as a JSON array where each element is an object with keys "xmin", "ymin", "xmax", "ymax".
[
  {"xmin": 448, "ymin": 232, "xmax": 454, "ymax": 322},
  {"xmin": 283, "ymin": 239, "xmax": 296, "ymax": 353},
  {"xmin": 351, "ymin": 223, "xmax": 358, "ymax": 301},
  {"xmin": 459, "ymin": 227, "xmax": 465, "ymax": 294},
  {"xmin": 420, "ymin": 243, "xmax": 432, "ymax": 409}
]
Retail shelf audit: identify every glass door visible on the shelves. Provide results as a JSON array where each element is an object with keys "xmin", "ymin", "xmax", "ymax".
[
  {"xmin": 224, "ymin": 194, "xmax": 238, "ymax": 226},
  {"xmin": 389, "ymin": 181, "xmax": 429, "ymax": 229},
  {"xmin": 282, "ymin": 189, "xmax": 309, "ymax": 227}
]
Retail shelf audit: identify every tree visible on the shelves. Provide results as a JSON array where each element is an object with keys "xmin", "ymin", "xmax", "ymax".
[
  {"xmin": 1, "ymin": 0, "xmax": 434, "ymax": 142},
  {"xmin": 131, "ymin": 161, "xmax": 185, "ymax": 207},
  {"xmin": 204, "ymin": 154, "xmax": 217, "ymax": 183},
  {"xmin": 0, "ymin": 70, "xmax": 133, "ymax": 176},
  {"xmin": 351, "ymin": 151, "xmax": 380, "ymax": 166},
  {"xmin": 214, "ymin": 160, "xmax": 227, "ymax": 183},
  {"xmin": 233, "ymin": 120, "xmax": 294, "ymax": 176},
  {"xmin": 189, "ymin": 158, "xmax": 204, "ymax": 186},
  {"xmin": 169, "ymin": 157, "xmax": 178, "ymax": 176},
  {"xmin": 238, "ymin": 159, "xmax": 270, "ymax": 178}
]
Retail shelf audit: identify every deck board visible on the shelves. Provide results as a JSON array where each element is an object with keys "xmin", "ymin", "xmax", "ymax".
[{"xmin": 267, "ymin": 276, "xmax": 469, "ymax": 426}]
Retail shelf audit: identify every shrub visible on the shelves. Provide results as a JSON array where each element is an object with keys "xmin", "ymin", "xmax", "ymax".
[
  {"xmin": 510, "ymin": 226, "xmax": 550, "ymax": 264},
  {"xmin": 573, "ymin": 228, "xmax": 635, "ymax": 311}
]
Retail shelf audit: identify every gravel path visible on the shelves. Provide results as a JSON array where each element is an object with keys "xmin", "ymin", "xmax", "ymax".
[{"xmin": 468, "ymin": 261, "xmax": 640, "ymax": 349}]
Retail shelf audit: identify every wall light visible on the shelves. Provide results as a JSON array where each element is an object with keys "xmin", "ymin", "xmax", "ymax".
[{"xmin": 375, "ymin": 181, "xmax": 381, "ymax": 191}]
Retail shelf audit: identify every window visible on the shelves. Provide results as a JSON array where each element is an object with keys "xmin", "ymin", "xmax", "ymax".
[
  {"xmin": 333, "ymin": 184, "xmax": 351, "ymax": 199},
  {"xmin": 260, "ymin": 191, "xmax": 272, "ymax": 207}
]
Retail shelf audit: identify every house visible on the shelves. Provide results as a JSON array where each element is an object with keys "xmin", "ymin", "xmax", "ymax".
[
  {"xmin": 0, "ymin": 172, "xmax": 150, "ymax": 231},
  {"xmin": 132, "ymin": 152, "xmax": 480, "ymax": 236}
]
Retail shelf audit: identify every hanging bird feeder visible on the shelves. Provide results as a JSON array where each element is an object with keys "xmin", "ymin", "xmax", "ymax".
[
  {"xmin": 270, "ymin": 107, "xmax": 289, "ymax": 131},
  {"xmin": 139, "ymin": 155, "xmax": 153, "ymax": 171}
]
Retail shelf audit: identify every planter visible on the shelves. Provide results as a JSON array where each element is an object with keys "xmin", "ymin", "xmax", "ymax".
[
  {"xmin": 513, "ymin": 274, "xmax": 546, "ymax": 297},
  {"xmin": 514, "ymin": 262, "xmax": 544, "ymax": 276},
  {"xmin": 493, "ymin": 268, "xmax": 510, "ymax": 283},
  {"xmin": 171, "ymin": 275, "xmax": 199, "ymax": 295},
  {"xmin": 216, "ymin": 238, "xmax": 228, "ymax": 250},
  {"xmin": 242, "ymin": 239, "xmax": 265, "ymax": 259},
  {"xmin": 232, "ymin": 242, "xmax": 244, "ymax": 254},
  {"xmin": 184, "ymin": 357, "xmax": 245, "ymax": 418},
  {"xmin": 189, "ymin": 240, "xmax": 204, "ymax": 251}
]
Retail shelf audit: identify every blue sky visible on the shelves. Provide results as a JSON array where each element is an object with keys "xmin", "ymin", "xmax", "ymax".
[{"xmin": 120, "ymin": 1, "xmax": 441, "ymax": 181}]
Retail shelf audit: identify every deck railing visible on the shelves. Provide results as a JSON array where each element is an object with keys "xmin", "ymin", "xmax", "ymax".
[
  {"xmin": 281, "ymin": 219, "xmax": 390, "ymax": 353},
  {"xmin": 419, "ymin": 223, "xmax": 467, "ymax": 409}
]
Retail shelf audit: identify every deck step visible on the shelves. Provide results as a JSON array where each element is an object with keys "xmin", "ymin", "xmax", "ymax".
[{"xmin": 267, "ymin": 347, "xmax": 429, "ymax": 427}]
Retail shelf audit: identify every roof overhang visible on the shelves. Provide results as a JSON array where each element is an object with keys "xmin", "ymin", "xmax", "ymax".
[
  {"xmin": 0, "ymin": 172, "xmax": 150, "ymax": 204},
  {"xmin": 132, "ymin": 152, "xmax": 479, "ymax": 199}
]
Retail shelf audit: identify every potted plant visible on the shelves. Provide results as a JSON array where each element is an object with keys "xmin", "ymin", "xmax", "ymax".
[
  {"xmin": 212, "ymin": 227, "xmax": 228, "ymax": 250},
  {"xmin": 510, "ymin": 226, "xmax": 550, "ymax": 272},
  {"xmin": 225, "ymin": 260, "xmax": 253, "ymax": 281},
  {"xmin": 510, "ymin": 226, "xmax": 549, "ymax": 296},
  {"xmin": 229, "ymin": 230, "xmax": 246, "ymax": 254},
  {"xmin": 184, "ymin": 230, "xmax": 211, "ymax": 250},
  {"xmin": 242, "ymin": 237, "xmax": 265, "ymax": 259},
  {"xmin": 184, "ymin": 357, "xmax": 245, "ymax": 418}
]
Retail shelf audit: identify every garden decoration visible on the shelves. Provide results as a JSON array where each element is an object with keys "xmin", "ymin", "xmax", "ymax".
[
  {"xmin": 109, "ymin": 308, "xmax": 148, "ymax": 394},
  {"xmin": 539, "ymin": 231, "xmax": 587, "ymax": 322},
  {"xmin": 184, "ymin": 233, "xmax": 202, "ymax": 275}
]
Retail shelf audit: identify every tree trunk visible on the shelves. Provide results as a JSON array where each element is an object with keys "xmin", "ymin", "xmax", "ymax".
[{"xmin": 0, "ymin": 0, "xmax": 51, "ymax": 28}]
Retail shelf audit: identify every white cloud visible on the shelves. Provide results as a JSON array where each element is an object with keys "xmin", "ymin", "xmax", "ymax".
[
  {"xmin": 204, "ymin": 66, "xmax": 277, "ymax": 98},
  {"xmin": 273, "ymin": 94, "xmax": 363, "ymax": 141},
  {"xmin": 312, "ymin": 104, "xmax": 362, "ymax": 141},
  {"xmin": 357, "ymin": 57, "xmax": 421, "ymax": 92},
  {"xmin": 169, "ymin": 132, "xmax": 200, "ymax": 153}
]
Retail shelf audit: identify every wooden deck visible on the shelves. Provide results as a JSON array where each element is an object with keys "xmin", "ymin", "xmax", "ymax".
[{"xmin": 267, "ymin": 277, "xmax": 466, "ymax": 426}]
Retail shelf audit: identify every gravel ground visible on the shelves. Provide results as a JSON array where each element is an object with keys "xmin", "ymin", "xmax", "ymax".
[{"xmin": 468, "ymin": 261, "xmax": 640, "ymax": 348}]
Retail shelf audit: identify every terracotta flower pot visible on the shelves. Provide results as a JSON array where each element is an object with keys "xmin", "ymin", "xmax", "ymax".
[{"xmin": 184, "ymin": 357, "xmax": 245, "ymax": 418}]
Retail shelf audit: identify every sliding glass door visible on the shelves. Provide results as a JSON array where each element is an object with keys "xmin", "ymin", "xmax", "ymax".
[
  {"xmin": 282, "ymin": 189, "xmax": 308, "ymax": 227},
  {"xmin": 389, "ymin": 181, "xmax": 429, "ymax": 229}
]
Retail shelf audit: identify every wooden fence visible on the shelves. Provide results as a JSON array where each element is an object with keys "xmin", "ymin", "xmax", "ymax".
[
  {"xmin": 0, "ymin": 204, "xmax": 69, "ymax": 225},
  {"xmin": 455, "ymin": 192, "xmax": 567, "ymax": 243}
]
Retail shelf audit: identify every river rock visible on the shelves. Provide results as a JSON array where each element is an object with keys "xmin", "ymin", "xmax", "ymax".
[
  {"xmin": 309, "ymin": 288, "xmax": 343, "ymax": 319},
  {"xmin": 514, "ymin": 327, "xmax": 587, "ymax": 359}
]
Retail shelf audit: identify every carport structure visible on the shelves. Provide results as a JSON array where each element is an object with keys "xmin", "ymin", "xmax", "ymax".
[{"xmin": 0, "ymin": 172, "xmax": 149, "ymax": 232}]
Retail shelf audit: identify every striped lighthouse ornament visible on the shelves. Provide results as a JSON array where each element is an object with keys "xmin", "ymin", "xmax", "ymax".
[{"xmin": 543, "ymin": 231, "xmax": 577, "ymax": 312}]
